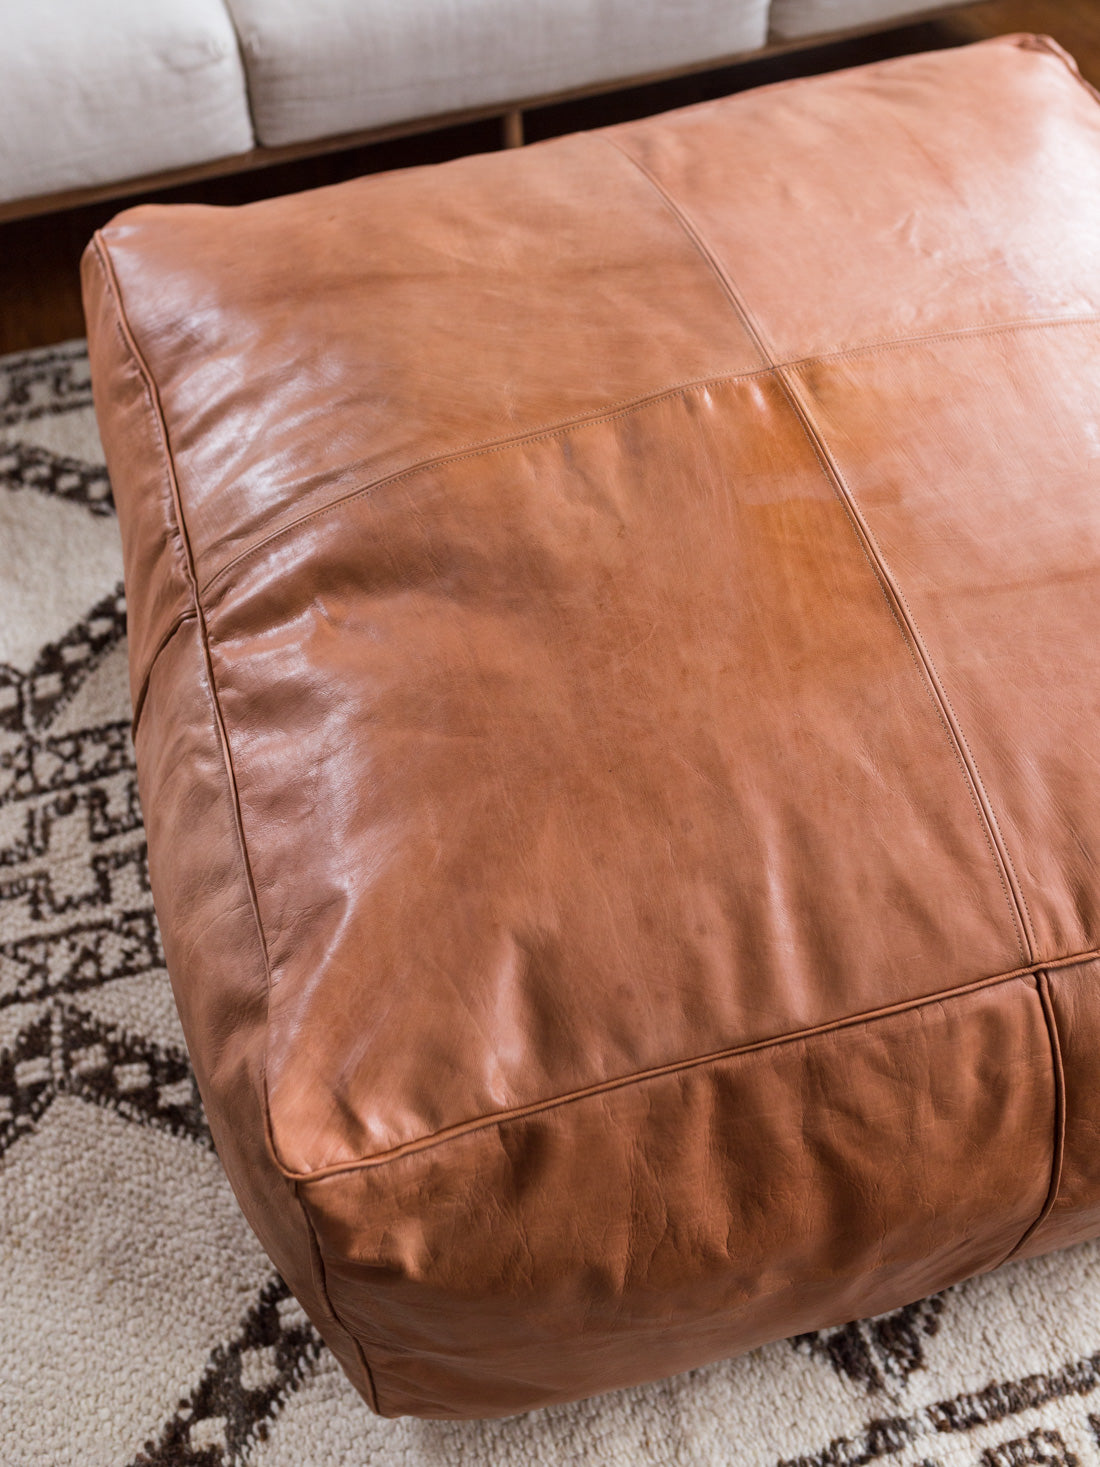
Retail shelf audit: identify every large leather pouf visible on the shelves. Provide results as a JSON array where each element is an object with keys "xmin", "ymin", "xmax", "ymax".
[{"xmin": 82, "ymin": 33, "xmax": 1100, "ymax": 1420}]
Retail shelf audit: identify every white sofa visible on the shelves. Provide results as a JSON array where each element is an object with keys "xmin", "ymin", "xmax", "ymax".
[{"xmin": 0, "ymin": 0, "xmax": 966, "ymax": 212}]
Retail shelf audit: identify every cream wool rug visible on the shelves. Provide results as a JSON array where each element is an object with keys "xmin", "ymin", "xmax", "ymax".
[{"xmin": 3, "ymin": 339, "xmax": 1100, "ymax": 1467}]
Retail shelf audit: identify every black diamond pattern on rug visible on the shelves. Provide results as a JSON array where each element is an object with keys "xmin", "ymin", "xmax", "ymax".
[
  {"xmin": 0, "ymin": 340, "xmax": 93, "ymax": 428},
  {"xmin": 0, "ymin": 439, "xmax": 114, "ymax": 515},
  {"xmin": 792, "ymin": 1296, "xmax": 946, "ymax": 1394},
  {"xmin": 132, "ymin": 1279, "xmax": 325, "ymax": 1467}
]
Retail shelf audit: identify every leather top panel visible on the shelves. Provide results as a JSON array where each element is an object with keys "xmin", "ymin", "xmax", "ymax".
[{"xmin": 210, "ymin": 376, "xmax": 1025, "ymax": 1172}]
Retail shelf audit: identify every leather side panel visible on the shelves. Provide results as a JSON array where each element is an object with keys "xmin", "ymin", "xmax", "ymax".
[
  {"xmin": 135, "ymin": 620, "xmax": 378, "ymax": 1409},
  {"xmin": 80, "ymin": 238, "xmax": 192, "ymax": 716},
  {"xmin": 85, "ymin": 217, "xmax": 379, "ymax": 1409},
  {"xmin": 1015, "ymin": 956, "xmax": 1100, "ymax": 1259},
  {"xmin": 303, "ymin": 979, "xmax": 1055, "ymax": 1418}
]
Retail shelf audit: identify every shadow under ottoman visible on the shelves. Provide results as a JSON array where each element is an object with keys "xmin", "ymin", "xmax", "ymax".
[{"xmin": 82, "ymin": 32, "xmax": 1100, "ymax": 1420}]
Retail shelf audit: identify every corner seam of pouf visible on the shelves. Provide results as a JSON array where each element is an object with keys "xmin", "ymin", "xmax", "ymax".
[
  {"xmin": 295, "ymin": 1179, "xmax": 384, "ymax": 1414},
  {"xmin": 90, "ymin": 230, "xmax": 276, "ymax": 988},
  {"xmin": 996, "ymin": 969, "xmax": 1068, "ymax": 1267}
]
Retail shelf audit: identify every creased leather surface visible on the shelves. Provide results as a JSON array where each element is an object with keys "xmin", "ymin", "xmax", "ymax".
[{"xmin": 83, "ymin": 34, "xmax": 1100, "ymax": 1419}]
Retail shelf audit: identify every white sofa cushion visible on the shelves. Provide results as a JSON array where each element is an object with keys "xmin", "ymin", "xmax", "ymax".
[
  {"xmin": 224, "ymin": 0, "xmax": 771, "ymax": 148},
  {"xmin": 770, "ymin": 0, "xmax": 947, "ymax": 41},
  {"xmin": 0, "ymin": 0, "xmax": 253, "ymax": 206}
]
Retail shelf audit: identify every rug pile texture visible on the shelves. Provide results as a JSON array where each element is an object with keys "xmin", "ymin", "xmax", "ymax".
[{"xmin": 3, "ymin": 340, "xmax": 1100, "ymax": 1466}]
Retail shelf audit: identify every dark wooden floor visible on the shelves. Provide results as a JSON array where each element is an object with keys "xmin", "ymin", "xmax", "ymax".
[{"xmin": 1, "ymin": 0, "xmax": 1097, "ymax": 357}]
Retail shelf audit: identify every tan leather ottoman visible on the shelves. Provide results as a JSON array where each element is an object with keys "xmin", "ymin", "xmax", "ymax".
[{"xmin": 82, "ymin": 33, "xmax": 1100, "ymax": 1420}]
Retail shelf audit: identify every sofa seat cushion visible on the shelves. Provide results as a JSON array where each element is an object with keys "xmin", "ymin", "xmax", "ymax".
[
  {"xmin": 222, "ymin": 0, "xmax": 770, "ymax": 147},
  {"xmin": 0, "ymin": 0, "xmax": 253, "ymax": 207},
  {"xmin": 83, "ymin": 34, "xmax": 1100, "ymax": 1419},
  {"xmin": 769, "ymin": 0, "xmax": 962, "ymax": 41}
]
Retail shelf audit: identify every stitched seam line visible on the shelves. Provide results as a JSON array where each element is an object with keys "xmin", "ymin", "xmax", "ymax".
[
  {"xmin": 778, "ymin": 374, "xmax": 1026, "ymax": 958},
  {"xmin": 776, "ymin": 365, "xmax": 1033, "ymax": 963},
  {"xmin": 196, "ymin": 311, "xmax": 1100, "ymax": 604},
  {"xmin": 93, "ymin": 235, "xmax": 274, "ymax": 980},
  {"xmin": 782, "ymin": 381, "xmax": 1025, "ymax": 956},
  {"xmin": 787, "ymin": 313, "xmax": 1100, "ymax": 370},
  {"xmin": 297, "ymin": 1185, "xmax": 382, "ymax": 1413},
  {"xmin": 999, "ymin": 970, "xmax": 1067, "ymax": 1265},
  {"xmin": 130, "ymin": 609, "xmax": 197, "ymax": 738},
  {"xmin": 277, "ymin": 947, "xmax": 1100, "ymax": 1181},
  {"xmin": 93, "ymin": 233, "xmax": 387, "ymax": 1402},
  {"xmin": 606, "ymin": 136, "xmax": 1036, "ymax": 963},
  {"xmin": 603, "ymin": 137, "xmax": 773, "ymax": 359},
  {"xmin": 199, "ymin": 365, "xmax": 773, "ymax": 597}
]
